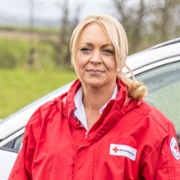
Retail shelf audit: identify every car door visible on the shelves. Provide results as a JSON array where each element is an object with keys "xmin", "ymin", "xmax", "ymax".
[{"xmin": 0, "ymin": 129, "xmax": 24, "ymax": 180}]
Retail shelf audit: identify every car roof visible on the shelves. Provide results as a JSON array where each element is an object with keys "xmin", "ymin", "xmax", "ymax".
[
  {"xmin": 0, "ymin": 38, "xmax": 180, "ymax": 140},
  {"xmin": 125, "ymin": 38, "xmax": 180, "ymax": 72}
]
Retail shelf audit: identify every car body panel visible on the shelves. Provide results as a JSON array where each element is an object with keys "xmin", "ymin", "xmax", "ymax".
[
  {"xmin": 0, "ymin": 149, "xmax": 17, "ymax": 180},
  {"xmin": 125, "ymin": 40, "xmax": 180, "ymax": 72}
]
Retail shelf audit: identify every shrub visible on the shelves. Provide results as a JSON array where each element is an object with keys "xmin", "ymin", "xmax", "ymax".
[{"xmin": 0, "ymin": 52, "xmax": 17, "ymax": 68}]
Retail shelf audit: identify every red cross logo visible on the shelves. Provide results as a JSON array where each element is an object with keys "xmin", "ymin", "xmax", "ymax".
[
  {"xmin": 174, "ymin": 144, "xmax": 179, "ymax": 153},
  {"xmin": 170, "ymin": 137, "xmax": 180, "ymax": 160},
  {"xmin": 113, "ymin": 146, "xmax": 118, "ymax": 153}
]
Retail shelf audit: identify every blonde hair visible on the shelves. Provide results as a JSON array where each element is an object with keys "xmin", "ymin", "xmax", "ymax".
[{"xmin": 70, "ymin": 14, "xmax": 147, "ymax": 100}]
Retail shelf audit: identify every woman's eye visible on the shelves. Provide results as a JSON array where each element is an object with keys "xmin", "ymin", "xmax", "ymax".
[
  {"xmin": 80, "ymin": 47, "xmax": 92, "ymax": 55},
  {"xmin": 103, "ymin": 49, "xmax": 114, "ymax": 55},
  {"xmin": 80, "ymin": 48, "xmax": 90, "ymax": 52}
]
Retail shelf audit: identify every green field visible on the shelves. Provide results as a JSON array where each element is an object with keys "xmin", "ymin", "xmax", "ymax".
[
  {"xmin": 0, "ymin": 28, "xmax": 77, "ymax": 119},
  {"xmin": 0, "ymin": 69, "xmax": 77, "ymax": 119}
]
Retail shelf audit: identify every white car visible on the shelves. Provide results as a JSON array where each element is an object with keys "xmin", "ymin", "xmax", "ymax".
[{"xmin": 0, "ymin": 38, "xmax": 180, "ymax": 179}]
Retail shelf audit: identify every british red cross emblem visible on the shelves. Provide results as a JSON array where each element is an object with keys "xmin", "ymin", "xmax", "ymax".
[
  {"xmin": 109, "ymin": 144, "xmax": 137, "ymax": 161},
  {"xmin": 174, "ymin": 144, "xmax": 178, "ymax": 153},
  {"xmin": 113, "ymin": 147, "xmax": 118, "ymax": 153},
  {"xmin": 170, "ymin": 137, "xmax": 180, "ymax": 160}
]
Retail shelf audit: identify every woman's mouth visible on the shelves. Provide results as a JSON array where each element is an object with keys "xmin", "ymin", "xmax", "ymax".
[{"xmin": 86, "ymin": 69, "xmax": 105, "ymax": 75}]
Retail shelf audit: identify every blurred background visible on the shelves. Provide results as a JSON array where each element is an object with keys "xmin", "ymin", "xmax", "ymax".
[{"xmin": 0, "ymin": 0, "xmax": 179, "ymax": 119}]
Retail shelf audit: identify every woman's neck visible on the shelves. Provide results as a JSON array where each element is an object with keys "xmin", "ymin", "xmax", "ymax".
[
  {"xmin": 82, "ymin": 83, "xmax": 116, "ymax": 112},
  {"xmin": 81, "ymin": 84, "xmax": 117, "ymax": 129}
]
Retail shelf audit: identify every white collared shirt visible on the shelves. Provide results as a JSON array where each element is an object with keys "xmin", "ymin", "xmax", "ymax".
[{"xmin": 74, "ymin": 85, "xmax": 118, "ymax": 131}]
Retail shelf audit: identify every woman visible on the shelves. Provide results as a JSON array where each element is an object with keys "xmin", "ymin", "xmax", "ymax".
[{"xmin": 9, "ymin": 14, "xmax": 180, "ymax": 180}]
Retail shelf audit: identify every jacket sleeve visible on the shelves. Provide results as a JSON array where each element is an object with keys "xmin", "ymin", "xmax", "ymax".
[
  {"xmin": 141, "ymin": 122, "xmax": 180, "ymax": 180},
  {"xmin": 8, "ymin": 111, "xmax": 40, "ymax": 180}
]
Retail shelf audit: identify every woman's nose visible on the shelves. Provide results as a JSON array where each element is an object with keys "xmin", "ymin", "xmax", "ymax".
[{"xmin": 89, "ymin": 50, "xmax": 102, "ymax": 63}]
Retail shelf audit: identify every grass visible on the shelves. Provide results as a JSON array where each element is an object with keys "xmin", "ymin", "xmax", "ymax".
[
  {"xmin": 0, "ymin": 28, "xmax": 77, "ymax": 119},
  {"xmin": 0, "ymin": 68, "xmax": 77, "ymax": 119},
  {"xmin": 0, "ymin": 37, "xmax": 57, "ymax": 69}
]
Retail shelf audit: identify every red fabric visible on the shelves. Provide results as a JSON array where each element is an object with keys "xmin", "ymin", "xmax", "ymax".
[{"xmin": 8, "ymin": 79, "xmax": 180, "ymax": 180}]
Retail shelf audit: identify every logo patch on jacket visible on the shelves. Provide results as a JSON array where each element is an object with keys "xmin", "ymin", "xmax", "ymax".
[
  {"xmin": 170, "ymin": 137, "xmax": 180, "ymax": 160},
  {"xmin": 109, "ymin": 144, "xmax": 137, "ymax": 161}
]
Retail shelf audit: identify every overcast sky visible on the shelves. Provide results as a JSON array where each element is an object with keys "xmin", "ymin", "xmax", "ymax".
[{"xmin": 0, "ymin": 0, "xmax": 114, "ymax": 22}]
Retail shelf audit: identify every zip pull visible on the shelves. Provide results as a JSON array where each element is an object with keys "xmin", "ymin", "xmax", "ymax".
[{"xmin": 85, "ymin": 131, "xmax": 89, "ymax": 138}]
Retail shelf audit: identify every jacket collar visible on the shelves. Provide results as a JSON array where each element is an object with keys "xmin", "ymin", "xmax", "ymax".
[{"xmin": 61, "ymin": 79, "xmax": 142, "ymax": 124}]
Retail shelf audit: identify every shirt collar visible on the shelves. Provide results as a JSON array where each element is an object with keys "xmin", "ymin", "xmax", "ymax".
[
  {"xmin": 99, "ymin": 85, "xmax": 118, "ymax": 113},
  {"xmin": 74, "ymin": 85, "xmax": 118, "ymax": 130},
  {"xmin": 74, "ymin": 85, "xmax": 118, "ymax": 112}
]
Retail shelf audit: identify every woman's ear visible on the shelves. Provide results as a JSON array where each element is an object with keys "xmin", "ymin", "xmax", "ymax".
[
  {"xmin": 71, "ymin": 57, "xmax": 75, "ymax": 66},
  {"xmin": 70, "ymin": 52, "xmax": 74, "ymax": 65},
  {"xmin": 71, "ymin": 57, "xmax": 76, "ymax": 70}
]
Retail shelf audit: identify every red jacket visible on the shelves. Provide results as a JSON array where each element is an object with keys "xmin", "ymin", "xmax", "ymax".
[{"xmin": 9, "ymin": 79, "xmax": 180, "ymax": 180}]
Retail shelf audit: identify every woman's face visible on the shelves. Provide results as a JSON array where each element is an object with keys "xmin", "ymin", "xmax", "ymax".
[{"xmin": 74, "ymin": 23, "xmax": 117, "ymax": 89}]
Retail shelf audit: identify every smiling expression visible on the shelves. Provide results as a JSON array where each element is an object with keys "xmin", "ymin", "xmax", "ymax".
[{"xmin": 74, "ymin": 23, "xmax": 118, "ymax": 89}]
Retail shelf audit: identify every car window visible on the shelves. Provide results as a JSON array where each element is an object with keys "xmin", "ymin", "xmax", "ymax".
[
  {"xmin": 14, "ymin": 135, "xmax": 23, "ymax": 151},
  {"xmin": 2, "ymin": 134, "xmax": 23, "ymax": 152},
  {"xmin": 137, "ymin": 61, "xmax": 180, "ymax": 136}
]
